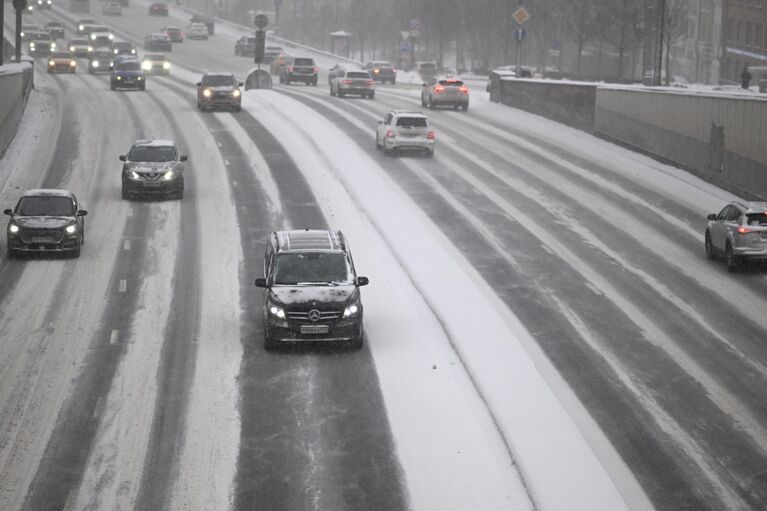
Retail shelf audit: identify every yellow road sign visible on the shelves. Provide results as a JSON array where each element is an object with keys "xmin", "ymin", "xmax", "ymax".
[{"xmin": 513, "ymin": 7, "xmax": 530, "ymax": 25}]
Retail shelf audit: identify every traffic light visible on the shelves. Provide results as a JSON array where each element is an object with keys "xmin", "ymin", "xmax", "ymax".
[{"xmin": 254, "ymin": 30, "xmax": 266, "ymax": 64}]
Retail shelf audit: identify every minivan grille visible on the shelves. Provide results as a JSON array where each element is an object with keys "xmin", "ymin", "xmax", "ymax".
[{"xmin": 287, "ymin": 310, "xmax": 342, "ymax": 322}]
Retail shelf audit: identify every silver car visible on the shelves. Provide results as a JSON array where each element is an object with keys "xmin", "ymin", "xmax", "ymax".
[
  {"xmin": 375, "ymin": 110, "xmax": 435, "ymax": 157},
  {"xmin": 421, "ymin": 76, "xmax": 469, "ymax": 111},
  {"xmin": 330, "ymin": 70, "xmax": 375, "ymax": 99},
  {"xmin": 705, "ymin": 201, "xmax": 767, "ymax": 271}
]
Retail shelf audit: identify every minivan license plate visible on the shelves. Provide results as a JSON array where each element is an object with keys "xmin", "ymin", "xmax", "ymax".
[{"xmin": 301, "ymin": 325, "xmax": 329, "ymax": 334}]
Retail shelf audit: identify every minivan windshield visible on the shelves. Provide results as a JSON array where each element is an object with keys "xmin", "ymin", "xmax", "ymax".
[{"xmin": 273, "ymin": 253, "xmax": 352, "ymax": 285}]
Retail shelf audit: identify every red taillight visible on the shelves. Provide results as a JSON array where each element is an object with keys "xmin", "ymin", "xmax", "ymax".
[
  {"xmin": 385, "ymin": 129, "xmax": 394, "ymax": 138},
  {"xmin": 288, "ymin": 66, "xmax": 293, "ymax": 72},
  {"xmin": 737, "ymin": 226, "xmax": 752, "ymax": 234},
  {"xmin": 313, "ymin": 66, "xmax": 318, "ymax": 73},
  {"xmin": 434, "ymin": 86, "xmax": 445, "ymax": 93},
  {"xmin": 365, "ymin": 80, "xmax": 374, "ymax": 85},
  {"xmin": 459, "ymin": 86, "xmax": 469, "ymax": 94},
  {"xmin": 342, "ymin": 79, "xmax": 352, "ymax": 84},
  {"xmin": 427, "ymin": 131, "xmax": 435, "ymax": 140}
]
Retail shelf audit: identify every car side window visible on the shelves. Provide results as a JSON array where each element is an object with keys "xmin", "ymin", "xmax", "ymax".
[
  {"xmin": 384, "ymin": 113, "xmax": 392, "ymax": 125},
  {"xmin": 717, "ymin": 206, "xmax": 731, "ymax": 221},
  {"xmin": 726, "ymin": 207, "xmax": 741, "ymax": 222}
]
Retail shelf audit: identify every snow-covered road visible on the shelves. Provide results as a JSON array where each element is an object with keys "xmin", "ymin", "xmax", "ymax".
[{"xmin": 1, "ymin": 3, "xmax": 766, "ymax": 511}]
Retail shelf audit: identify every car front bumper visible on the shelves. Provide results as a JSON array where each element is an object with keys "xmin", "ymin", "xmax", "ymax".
[
  {"xmin": 8, "ymin": 232, "xmax": 78, "ymax": 253},
  {"xmin": 123, "ymin": 175, "xmax": 183, "ymax": 197},
  {"xmin": 265, "ymin": 316, "xmax": 363, "ymax": 344}
]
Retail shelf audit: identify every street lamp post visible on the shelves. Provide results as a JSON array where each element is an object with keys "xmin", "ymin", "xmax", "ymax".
[{"xmin": 655, "ymin": 0, "xmax": 666, "ymax": 86}]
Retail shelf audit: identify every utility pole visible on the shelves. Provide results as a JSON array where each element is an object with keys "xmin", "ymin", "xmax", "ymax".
[
  {"xmin": 14, "ymin": 0, "xmax": 26, "ymax": 63},
  {"xmin": 655, "ymin": 0, "xmax": 666, "ymax": 86},
  {"xmin": 1, "ymin": 0, "xmax": 5, "ymax": 66}
]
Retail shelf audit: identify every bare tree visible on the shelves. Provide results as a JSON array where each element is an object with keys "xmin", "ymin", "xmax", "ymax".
[{"xmin": 663, "ymin": 0, "xmax": 689, "ymax": 85}]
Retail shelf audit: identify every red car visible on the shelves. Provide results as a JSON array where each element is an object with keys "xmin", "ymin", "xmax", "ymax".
[{"xmin": 148, "ymin": 2, "xmax": 168, "ymax": 15}]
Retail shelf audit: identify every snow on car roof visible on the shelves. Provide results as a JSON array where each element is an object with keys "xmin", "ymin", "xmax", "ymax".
[
  {"xmin": 23, "ymin": 189, "xmax": 74, "ymax": 198},
  {"xmin": 277, "ymin": 230, "xmax": 343, "ymax": 251},
  {"xmin": 133, "ymin": 139, "xmax": 176, "ymax": 147}
]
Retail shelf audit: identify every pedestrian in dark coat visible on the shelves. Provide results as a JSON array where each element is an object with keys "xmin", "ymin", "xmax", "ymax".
[{"xmin": 741, "ymin": 66, "xmax": 752, "ymax": 89}]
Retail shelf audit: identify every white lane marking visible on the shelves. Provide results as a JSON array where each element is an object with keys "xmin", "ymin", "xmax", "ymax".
[
  {"xmin": 63, "ymin": 489, "xmax": 77, "ymax": 511},
  {"xmin": 123, "ymin": 239, "xmax": 131, "ymax": 251},
  {"xmin": 93, "ymin": 397, "xmax": 105, "ymax": 418},
  {"xmin": 110, "ymin": 329, "xmax": 119, "ymax": 345},
  {"xmin": 119, "ymin": 279, "xmax": 127, "ymax": 293},
  {"xmin": 541, "ymin": 244, "xmax": 555, "ymax": 255},
  {"xmin": 586, "ymin": 283, "xmax": 603, "ymax": 296}
]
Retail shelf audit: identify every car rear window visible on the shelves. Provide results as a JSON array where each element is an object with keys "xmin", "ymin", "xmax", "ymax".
[
  {"xmin": 17, "ymin": 196, "xmax": 74, "ymax": 216},
  {"xmin": 439, "ymin": 79, "xmax": 464, "ymax": 86},
  {"xmin": 294, "ymin": 58, "xmax": 314, "ymax": 66},
  {"xmin": 348, "ymin": 72, "xmax": 370, "ymax": 79},
  {"xmin": 396, "ymin": 117, "xmax": 427, "ymax": 128},
  {"xmin": 746, "ymin": 213, "xmax": 767, "ymax": 226}
]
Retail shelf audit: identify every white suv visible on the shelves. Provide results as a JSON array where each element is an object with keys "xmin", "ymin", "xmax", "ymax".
[{"xmin": 375, "ymin": 110, "xmax": 435, "ymax": 158}]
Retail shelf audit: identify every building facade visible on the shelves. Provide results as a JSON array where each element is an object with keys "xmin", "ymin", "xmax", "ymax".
[
  {"xmin": 668, "ymin": 0, "xmax": 724, "ymax": 85},
  {"xmin": 721, "ymin": 0, "xmax": 767, "ymax": 84}
]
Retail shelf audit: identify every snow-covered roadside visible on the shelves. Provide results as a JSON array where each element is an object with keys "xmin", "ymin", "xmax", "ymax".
[{"xmin": 242, "ymin": 90, "xmax": 641, "ymax": 511}]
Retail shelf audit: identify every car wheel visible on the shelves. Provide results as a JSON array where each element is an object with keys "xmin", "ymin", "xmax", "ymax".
[
  {"xmin": 122, "ymin": 187, "xmax": 131, "ymax": 200},
  {"xmin": 369, "ymin": 92, "xmax": 375, "ymax": 100},
  {"xmin": 426, "ymin": 148, "xmax": 435, "ymax": 158},
  {"xmin": 264, "ymin": 336, "xmax": 279, "ymax": 350},
  {"xmin": 7, "ymin": 247, "xmax": 18, "ymax": 259},
  {"xmin": 705, "ymin": 231, "xmax": 716, "ymax": 260},
  {"xmin": 71, "ymin": 240, "xmax": 81, "ymax": 258},
  {"xmin": 383, "ymin": 144, "xmax": 392, "ymax": 157},
  {"xmin": 349, "ymin": 335, "xmax": 363, "ymax": 350},
  {"xmin": 375, "ymin": 134, "xmax": 382, "ymax": 150},
  {"xmin": 725, "ymin": 242, "xmax": 740, "ymax": 272},
  {"xmin": 233, "ymin": 105, "xmax": 242, "ymax": 112},
  {"xmin": 429, "ymin": 97, "xmax": 436, "ymax": 109},
  {"xmin": 453, "ymin": 104, "xmax": 460, "ymax": 110},
  {"xmin": 338, "ymin": 91, "xmax": 344, "ymax": 98},
  {"xmin": 463, "ymin": 103, "xmax": 469, "ymax": 111},
  {"xmin": 110, "ymin": 83, "xmax": 116, "ymax": 91},
  {"xmin": 312, "ymin": 79, "xmax": 317, "ymax": 86},
  {"xmin": 421, "ymin": 96, "xmax": 427, "ymax": 107}
]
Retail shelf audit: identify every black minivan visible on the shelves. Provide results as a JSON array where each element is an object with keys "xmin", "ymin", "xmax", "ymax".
[{"xmin": 255, "ymin": 230, "xmax": 369, "ymax": 350}]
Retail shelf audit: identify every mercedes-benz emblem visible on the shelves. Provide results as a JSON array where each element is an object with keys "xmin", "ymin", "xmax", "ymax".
[{"xmin": 308, "ymin": 309, "xmax": 321, "ymax": 322}]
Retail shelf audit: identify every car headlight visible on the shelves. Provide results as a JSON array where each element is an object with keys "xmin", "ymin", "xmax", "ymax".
[
  {"xmin": 114, "ymin": 48, "xmax": 119, "ymax": 54},
  {"xmin": 9, "ymin": 224, "xmax": 19, "ymax": 234},
  {"xmin": 90, "ymin": 34, "xmax": 96, "ymax": 40},
  {"xmin": 268, "ymin": 304, "xmax": 286, "ymax": 319},
  {"xmin": 29, "ymin": 43, "xmax": 36, "ymax": 49},
  {"xmin": 232, "ymin": 89, "xmax": 240, "ymax": 97},
  {"xmin": 70, "ymin": 46, "xmax": 75, "ymax": 51},
  {"xmin": 116, "ymin": 75, "xmax": 122, "ymax": 80},
  {"xmin": 78, "ymin": 24, "xmax": 85, "ymax": 31},
  {"xmin": 343, "ymin": 304, "xmax": 360, "ymax": 317},
  {"xmin": 130, "ymin": 171, "xmax": 140, "ymax": 179},
  {"xmin": 142, "ymin": 61, "xmax": 152, "ymax": 70},
  {"xmin": 65, "ymin": 225, "xmax": 77, "ymax": 234},
  {"xmin": 70, "ymin": 60, "xmax": 76, "ymax": 67},
  {"xmin": 163, "ymin": 170, "xmax": 176, "ymax": 180},
  {"xmin": 51, "ymin": 43, "xmax": 56, "ymax": 49},
  {"xmin": 203, "ymin": 89, "xmax": 212, "ymax": 97},
  {"xmin": 88, "ymin": 46, "xmax": 93, "ymax": 52},
  {"xmin": 108, "ymin": 34, "xmax": 114, "ymax": 40},
  {"xmin": 92, "ymin": 60, "xmax": 99, "ymax": 67},
  {"xmin": 48, "ymin": 60, "xmax": 55, "ymax": 66},
  {"xmin": 162, "ymin": 62, "xmax": 170, "ymax": 70},
  {"xmin": 137, "ymin": 76, "xmax": 143, "ymax": 80}
]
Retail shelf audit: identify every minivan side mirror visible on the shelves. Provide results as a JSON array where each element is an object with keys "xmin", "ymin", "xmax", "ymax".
[
  {"xmin": 3, "ymin": 209, "xmax": 12, "ymax": 216},
  {"xmin": 254, "ymin": 278, "xmax": 267, "ymax": 288},
  {"xmin": 706, "ymin": 213, "xmax": 717, "ymax": 221},
  {"xmin": 378, "ymin": 120, "xmax": 383, "ymax": 124},
  {"xmin": 195, "ymin": 81, "xmax": 201, "ymax": 87},
  {"xmin": 77, "ymin": 210, "xmax": 88, "ymax": 216},
  {"xmin": 356, "ymin": 276, "xmax": 369, "ymax": 286},
  {"xmin": 180, "ymin": 155, "xmax": 188, "ymax": 161},
  {"xmin": 119, "ymin": 155, "xmax": 126, "ymax": 161}
]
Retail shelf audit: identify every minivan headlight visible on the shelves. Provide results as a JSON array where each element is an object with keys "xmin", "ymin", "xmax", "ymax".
[
  {"xmin": 343, "ymin": 304, "xmax": 359, "ymax": 317},
  {"xmin": 65, "ymin": 225, "xmax": 77, "ymax": 234},
  {"xmin": 9, "ymin": 224, "xmax": 19, "ymax": 234},
  {"xmin": 268, "ymin": 304, "xmax": 286, "ymax": 319}
]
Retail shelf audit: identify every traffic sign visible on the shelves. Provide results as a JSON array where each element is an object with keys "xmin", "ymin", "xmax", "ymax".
[
  {"xmin": 409, "ymin": 30, "xmax": 420, "ymax": 38},
  {"xmin": 254, "ymin": 14, "xmax": 268, "ymax": 29},
  {"xmin": 400, "ymin": 30, "xmax": 410, "ymax": 41},
  {"xmin": 400, "ymin": 41, "xmax": 412, "ymax": 52},
  {"xmin": 409, "ymin": 19, "xmax": 420, "ymax": 31},
  {"xmin": 513, "ymin": 7, "xmax": 530, "ymax": 25},
  {"xmin": 514, "ymin": 27, "xmax": 527, "ymax": 42}
]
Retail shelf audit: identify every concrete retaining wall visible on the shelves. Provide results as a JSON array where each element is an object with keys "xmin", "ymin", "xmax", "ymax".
[
  {"xmin": 595, "ymin": 89, "xmax": 767, "ymax": 200},
  {"xmin": 491, "ymin": 74, "xmax": 598, "ymax": 130},
  {"xmin": 0, "ymin": 60, "xmax": 34, "ymax": 159}
]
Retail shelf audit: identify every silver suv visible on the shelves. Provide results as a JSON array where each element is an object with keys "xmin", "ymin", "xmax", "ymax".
[
  {"xmin": 421, "ymin": 76, "xmax": 469, "ymax": 111},
  {"xmin": 705, "ymin": 201, "xmax": 767, "ymax": 271},
  {"xmin": 375, "ymin": 110, "xmax": 435, "ymax": 157}
]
